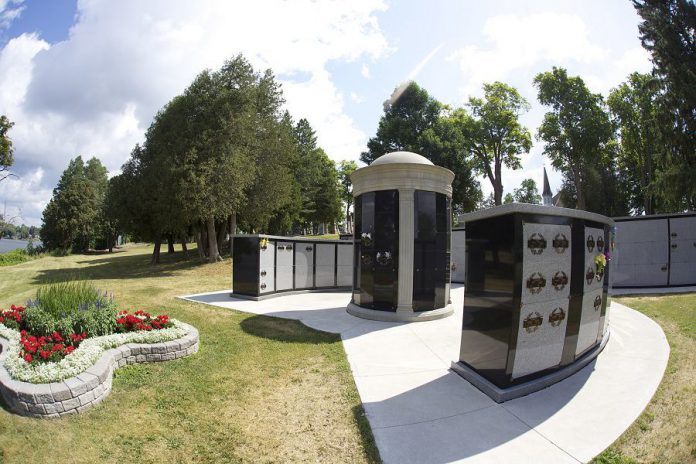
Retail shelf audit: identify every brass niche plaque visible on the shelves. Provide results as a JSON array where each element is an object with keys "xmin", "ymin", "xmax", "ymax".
[
  {"xmin": 376, "ymin": 251, "xmax": 392, "ymax": 266},
  {"xmin": 586, "ymin": 267, "xmax": 595, "ymax": 285},
  {"xmin": 586, "ymin": 235, "xmax": 595, "ymax": 253},
  {"xmin": 526, "ymin": 272, "xmax": 546, "ymax": 294},
  {"xmin": 597, "ymin": 235, "xmax": 605, "ymax": 252},
  {"xmin": 552, "ymin": 271, "xmax": 569, "ymax": 291},
  {"xmin": 594, "ymin": 295, "xmax": 602, "ymax": 311},
  {"xmin": 553, "ymin": 233, "xmax": 569, "ymax": 253},
  {"xmin": 527, "ymin": 233, "xmax": 547, "ymax": 255},
  {"xmin": 523, "ymin": 312, "xmax": 543, "ymax": 333},
  {"xmin": 549, "ymin": 307, "xmax": 566, "ymax": 327}
]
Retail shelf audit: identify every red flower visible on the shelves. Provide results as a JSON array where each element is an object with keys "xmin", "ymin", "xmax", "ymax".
[
  {"xmin": 39, "ymin": 350, "xmax": 50, "ymax": 360},
  {"xmin": 24, "ymin": 354, "xmax": 32, "ymax": 363}
]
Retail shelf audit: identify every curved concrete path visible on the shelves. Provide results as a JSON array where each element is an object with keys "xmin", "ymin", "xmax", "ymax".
[{"xmin": 179, "ymin": 286, "xmax": 669, "ymax": 464}]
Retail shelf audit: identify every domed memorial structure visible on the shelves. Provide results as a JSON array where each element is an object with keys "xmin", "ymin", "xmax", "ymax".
[{"xmin": 348, "ymin": 151, "xmax": 455, "ymax": 322}]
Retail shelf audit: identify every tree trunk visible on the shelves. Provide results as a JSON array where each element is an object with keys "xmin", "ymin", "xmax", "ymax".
[
  {"xmin": 107, "ymin": 231, "xmax": 113, "ymax": 253},
  {"xmin": 493, "ymin": 161, "xmax": 503, "ymax": 205},
  {"xmin": 150, "ymin": 236, "xmax": 162, "ymax": 264},
  {"xmin": 206, "ymin": 217, "xmax": 221, "ymax": 262},
  {"xmin": 229, "ymin": 213, "xmax": 237, "ymax": 258},
  {"xmin": 195, "ymin": 222, "xmax": 206, "ymax": 262},
  {"xmin": 180, "ymin": 237, "xmax": 189, "ymax": 260},
  {"xmin": 167, "ymin": 234, "xmax": 175, "ymax": 253},
  {"xmin": 216, "ymin": 219, "xmax": 227, "ymax": 255}
]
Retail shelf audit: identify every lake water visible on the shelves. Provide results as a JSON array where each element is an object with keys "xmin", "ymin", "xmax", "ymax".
[{"xmin": 0, "ymin": 238, "xmax": 41, "ymax": 254}]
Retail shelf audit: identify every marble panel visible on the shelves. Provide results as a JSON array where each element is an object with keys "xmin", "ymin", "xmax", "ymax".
[
  {"xmin": 576, "ymin": 288, "xmax": 603, "ymax": 356},
  {"xmin": 512, "ymin": 298, "xmax": 569, "ymax": 379}
]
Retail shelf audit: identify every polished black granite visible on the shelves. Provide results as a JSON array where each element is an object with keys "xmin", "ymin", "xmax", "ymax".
[
  {"xmin": 353, "ymin": 190, "xmax": 399, "ymax": 311},
  {"xmin": 457, "ymin": 210, "xmax": 612, "ymax": 389}
]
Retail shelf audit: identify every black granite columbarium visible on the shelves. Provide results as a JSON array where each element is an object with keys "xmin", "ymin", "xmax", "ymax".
[
  {"xmin": 231, "ymin": 235, "xmax": 353, "ymax": 300},
  {"xmin": 347, "ymin": 151, "xmax": 455, "ymax": 322},
  {"xmin": 353, "ymin": 190, "xmax": 400, "ymax": 311},
  {"xmin": 451, "ymin": 204, "xmax": 613, "ymax": 402}
]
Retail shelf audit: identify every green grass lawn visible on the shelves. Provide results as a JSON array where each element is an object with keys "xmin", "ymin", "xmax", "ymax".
[
  {"xmin": 593, "ymin": 293, "xmax": 696, "ymax": 464},
  {"xmin": 1, "ymin": 244, "xmax": 694, "ymax": 463},
  {"xmin": 0, "ymin": 244, "xmax": 378, "ymax": 464}
]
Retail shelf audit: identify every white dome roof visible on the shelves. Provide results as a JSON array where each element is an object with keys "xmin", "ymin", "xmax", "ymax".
[{"xmin": 370, "ymin": 151, "xmax": 433, "ymax": 166}]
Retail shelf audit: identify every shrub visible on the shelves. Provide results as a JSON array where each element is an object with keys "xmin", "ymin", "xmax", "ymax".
[
  {"xmin": 0, "ymin": 249, "xmax": 32, "ymax": 267},
  {"xmin": 34, "ymin": 281, "xmax": 110, "ymax": 317}
]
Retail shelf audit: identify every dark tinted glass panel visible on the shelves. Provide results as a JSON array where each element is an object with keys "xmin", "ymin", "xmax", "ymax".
[
  {"xmin": 372, "ymin": 190, "xmax": 399, "ymax": 310},
  {"xmin": 232, "ymin": 237, "xmax": 261, "ymax": 296},
  {"xmin": 413, "ymin": 191, "xmax": 449, "ymax": 311},
  {"xmin": 358, "ymin": 192, "xmax": 375, "ymax": 307}
]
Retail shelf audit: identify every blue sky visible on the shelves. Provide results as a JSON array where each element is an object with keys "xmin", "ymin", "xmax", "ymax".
[{"xmin": 0, "ymin": 0, "xmax": 652, "ymax": 226}]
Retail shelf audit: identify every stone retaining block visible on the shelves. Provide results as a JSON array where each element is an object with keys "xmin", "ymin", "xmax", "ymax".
[{"xmin": 0, "ymin": 323, "xmax": 199, "ymax": 418}]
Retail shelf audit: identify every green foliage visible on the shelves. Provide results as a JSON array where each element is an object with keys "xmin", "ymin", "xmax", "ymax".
[
  {"xmin": 513, "ymin": 178, "xmax": 542, "ymax": 204},
  {"xmin": 22, "ymin": 281, "xmax": 117, "ymax": 337},
  {"xmin": 338, "ymin": 160, "xmax": 358, "ymax": 230},
  {"xmin": 0, "ymin": 115, "xmax": 14, "ymax": 182},
  {"xmin": 503, "ymin": 193, "xmax": 514, "ymax": 204},
  {"xmin": 534, "ymin": 67, "xmax": 620, "ymax": 213},
  {"xmin": 608, "ymin": 72, "xmax": 664, "ymax": 214},
  {"xmin": 460, "ymin": 82, "xmax": 533, "ymax": 205},
  {"xmin": 40, "ymin": 156, "xmax": 110, "ymax": 252},
  {"xmin": 633, "ymin": 0, "xmax": 696, "ymax": 210},
  {"xmin": 0, "ymin": 249, "xmax": 32, "ymax": 267},
  {"xmin": 361, "ymin": 81, "xmax": 482, "ymax": 213},
  {"xmin": 35, "ymin": 281, "xmax": 109, "ymax": 317}
]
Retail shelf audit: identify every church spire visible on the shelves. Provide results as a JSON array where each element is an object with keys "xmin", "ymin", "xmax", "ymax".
[{"xmin": 542, "ymin": 167, "xmax": 553, "ymax": 206}]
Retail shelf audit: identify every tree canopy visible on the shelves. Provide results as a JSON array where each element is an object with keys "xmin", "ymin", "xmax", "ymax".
[
  {"xmin": 361, "ymin": 81, "xmax": 482, "ymax": 213},
  {"xmin": 40, "ymin": 156, "xmax": 109, "ymax": 252},
  {"xmin": 534, "ymin": 67, "xmax": 615, "ymax": 212},
  {"xmin": 459, "ymin": 82, "xmax": 532, "ymax": 205},
  {"xmin": 633, "ymin": 0, "xmax": 696, "ymax": 210},
  {"xmin": 0, "ymin": 115, "xmax": 14, "ymax": 183}
]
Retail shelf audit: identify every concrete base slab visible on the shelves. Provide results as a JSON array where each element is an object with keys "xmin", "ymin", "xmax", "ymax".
[
  {"xmin": 450, "ymin": 330, "xmax": 610, "ymax": 403},
  {"xmin": 612, "ymin": 286, "xmax": 696, "ymax": 296},
  {"xmin": 179, "ymin": 285, "xmax": 669, "ymax": 464},
  {"xmin": 347, "ymin": 302, "xmax": 454, "ymax": 322}
]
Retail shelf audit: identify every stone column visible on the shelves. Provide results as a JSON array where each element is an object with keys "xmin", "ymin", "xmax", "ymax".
[{"xmin": 397, "ymin": 188, "xmax": 414, "ymax": 314}]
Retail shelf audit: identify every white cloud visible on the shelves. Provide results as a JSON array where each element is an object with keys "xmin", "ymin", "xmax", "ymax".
[
  {"xmin": 0, "ymin": 0, "xmax": 391, "ymax": 225},
  {"xmin": 584, "ymin": 47, "xmax": 652, "ymax": 96},
  {"xmin": 449, "ymin": 13, "xmax": 608, "ymax": 98},
  {"xmin": 0, "ymin": 167, "xmax": 51, "ymax": 226},
  {"xmin": 0, "ymin": 0, "xmax": 24, "ymax": 31},
  {"xmin": 361, "ymin": 63, "xmax": 371, "ymax": 78},
  {"xmin": 350, "ymin": 91, "xmax": 364, "ymax": 104}
]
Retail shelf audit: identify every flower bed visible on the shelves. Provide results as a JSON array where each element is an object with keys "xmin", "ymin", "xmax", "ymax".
[
  {"xmin": 0, "ymin": 282, "xmax": 199, "ymax": 417},
  {"xmin": 0, "ymin": 320, "xmax": 198, "ymax": 418}
]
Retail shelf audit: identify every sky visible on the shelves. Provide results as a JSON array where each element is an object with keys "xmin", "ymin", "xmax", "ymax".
[{"xmin": 0, "ymin": 0, "xmax": 653, "ymax": 227}]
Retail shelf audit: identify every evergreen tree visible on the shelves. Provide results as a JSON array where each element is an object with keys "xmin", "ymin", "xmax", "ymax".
[{"xmin": 40, "ymin": 156, "xmax": 109, "ymax": 252}]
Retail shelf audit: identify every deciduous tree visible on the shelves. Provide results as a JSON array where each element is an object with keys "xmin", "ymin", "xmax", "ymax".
[
  {"xmin": 459, "ymin": 82, "xmax": 532, "ymax": 205},
  {"xmin": 0, "ymin": 115, "xmax": 14, "ymax": 182},
  {"xmin": 534, "ymin": 67, "xmax": 614, "ymax": 211}
]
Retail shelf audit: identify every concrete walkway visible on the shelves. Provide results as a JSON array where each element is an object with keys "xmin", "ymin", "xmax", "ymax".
[{"xmin": 178, "ymin": 286, "xmax": 669, "ymax": 464}]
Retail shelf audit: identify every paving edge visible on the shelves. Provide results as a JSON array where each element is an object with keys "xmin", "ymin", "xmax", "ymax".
[{"xmin": 0, "ymin": 323, "xmax": 199, "ymax": 418}]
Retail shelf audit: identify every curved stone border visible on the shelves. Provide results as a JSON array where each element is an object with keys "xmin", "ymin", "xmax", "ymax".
[{"xmin": 0, "ymin": 323, "xmax": 199, "ymax": 418}]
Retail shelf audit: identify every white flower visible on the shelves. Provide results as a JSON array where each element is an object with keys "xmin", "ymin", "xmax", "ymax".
[{"xmin": 0, "ymin": 320, "xmax": 191, "ymax": 384}]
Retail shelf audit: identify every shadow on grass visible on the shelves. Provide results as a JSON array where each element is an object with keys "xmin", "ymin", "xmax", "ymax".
[
  {"xmin": 353, "ymin": 404, "xmax": 382, "ymax": 464},
  {"xmin": 239, "ymin": 314, "xmax": 338, "ymax": 344},
  {"xmin": 32, "ymin": 250, "xmax": 214, "ymax": 284}
]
